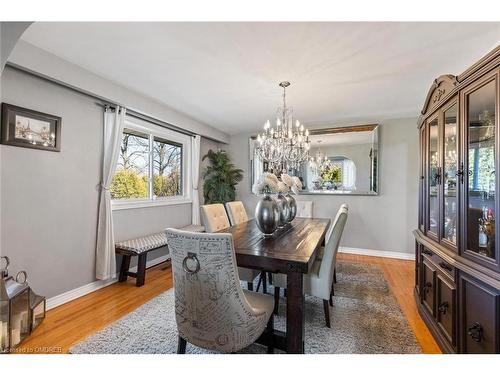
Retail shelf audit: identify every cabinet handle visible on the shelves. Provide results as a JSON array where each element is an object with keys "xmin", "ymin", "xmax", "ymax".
[
  {"xmin": 439, "ymin": 262, "xmax": 453, "ymax": 272},
  {"xmin": 438, "ymin": 302, "xmax": 449, "ymax": 315},
  {"xmin": 423, "ymin": 282, "xmax": 432, "ymax": 294},
  {"xmin": 422, "ymin": 249, "xmax": 433, "ymax": 256},
  {"xmin": 455, "ymin": 162, "xmax": 464, "ymax": 184},
  {"xmin": 467, "ymin": 322, "xmax": 483, "ymax": 343}
]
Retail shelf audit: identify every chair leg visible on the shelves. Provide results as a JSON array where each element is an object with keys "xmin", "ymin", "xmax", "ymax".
[
  {"xmin": 262, "ymin": 271, "xmax": 267, "ymax": 294},
  {"xmin": 323, "ymin": 299, "xmax": 331, "ymax": 328},
  {"xmin": 268, "ymin": 272, "xmax": 273, "ymax": 285},
  {"xmin": 256, "ymin": 274, "xmax": 262, "ymax": 292},
  {"xmin": 247, "ymin": 282, "xmax": 254, "ymax": 291},
  {"xmin": 266, "ymin": 314, "xmax": 274, "ymax": 354},
  {"xmin": 177, "ymin": 336, "xmax": 187, "ymax": 354},
  {"xmin": 283, "ymin": 288, "xmax": 287, "ymax": 297},
  {"xmin": 334, "ymin": 267, "xmax": 337, "ymax": 283},
  {"xmin": 118, "ymin": 254, "xmax": 131, "ymax": 282},
  {"xmin": 136, "ymin": 253, "xmax": 147, "ymax": 287},
  {"xmin": 273, "ymin": 286, "xmax": 280, "ymax": 315}
]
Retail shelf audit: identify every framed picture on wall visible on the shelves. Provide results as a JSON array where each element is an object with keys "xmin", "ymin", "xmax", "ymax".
[{"xmin": 1, "ymin": 103, "xmax": 62, "ymax": 152}]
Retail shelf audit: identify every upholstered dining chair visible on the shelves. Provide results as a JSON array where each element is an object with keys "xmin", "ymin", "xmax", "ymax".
[
  {"xmin": 225, "ymin": 201, "xmax": 248, "ymax": 226},
  {"xmin": 271, "ymin": 204, "xmax": 348, "ymax": 328},
  {"xmin": 201, "ymin": 203, "xmax": 261, "ymax": 292},
  {"xmin": 165, "ymin": 229, "xmax": 275, "ymax": 353},
  {"xmin": 296, "ymin": 200, "xmax": 314, "ymax": 218}
]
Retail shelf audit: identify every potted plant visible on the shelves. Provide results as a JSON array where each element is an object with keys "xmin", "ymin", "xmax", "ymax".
[{"xmin": 202, "ymin": 149, "xmax": 243, "ymax": 204}]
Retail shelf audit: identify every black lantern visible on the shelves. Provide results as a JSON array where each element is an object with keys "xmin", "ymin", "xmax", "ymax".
[{"xmin": 1, "ymin": 257, "xmax": 31, "ymax": 353}]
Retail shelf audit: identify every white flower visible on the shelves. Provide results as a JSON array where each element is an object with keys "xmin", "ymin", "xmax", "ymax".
[
  {"xmin": 281, "ymin": 173, "xmax": 294, "ymax": 187},
  {"xmin": 277, "ymin": 181, "xmax": 289, "ymax": 193}
]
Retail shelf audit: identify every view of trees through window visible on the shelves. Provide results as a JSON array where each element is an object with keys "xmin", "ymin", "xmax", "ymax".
[{"xmin": 110, "ymin": 129, "xmax": 182, "ymax": 200}]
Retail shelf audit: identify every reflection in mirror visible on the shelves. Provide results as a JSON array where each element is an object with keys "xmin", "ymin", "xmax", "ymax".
[{"xmin": 250, "ymin": 124, "xmax": 379, "ymax": 195}]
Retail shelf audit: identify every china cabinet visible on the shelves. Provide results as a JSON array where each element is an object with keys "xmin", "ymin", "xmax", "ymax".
[{"xmin": 415, "ymin": 45, "xmax": 500, "ymax": 354}]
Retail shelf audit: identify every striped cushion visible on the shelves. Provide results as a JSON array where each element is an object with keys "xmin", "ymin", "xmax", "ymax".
[
  {"xmin": 115, "ymin": 233, "xmax": 168, "ymax": 254},
  {"xmin": 115, "ymin": 225, "xmax": 205, "ymax": 255}
]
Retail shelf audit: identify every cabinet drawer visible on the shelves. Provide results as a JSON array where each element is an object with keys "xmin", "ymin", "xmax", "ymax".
[
  {"xmin": 421, "ymin": 247, "xmax": 455, "ymax": 280},
  {"xmin": 459, "ymin": 273, "xmax": 500, "ymax": 353},
  {"xmin": 422, "ymin": 259, "xmax": 436, "ymax": 316},
  {"xmin": 436, "ymin": 274, "xmax": 456, "ymax": 347}
]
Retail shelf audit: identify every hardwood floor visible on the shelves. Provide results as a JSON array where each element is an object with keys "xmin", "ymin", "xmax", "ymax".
[{"xmin": 16, "ymin": 254, "xmax": 440, "ymax": 354}]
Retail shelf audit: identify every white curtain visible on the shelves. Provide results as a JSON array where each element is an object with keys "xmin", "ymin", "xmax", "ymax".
[
  {"xmin": 342, "ymin": 159, "xmax": 356, "ymax": 190},
  {"xmin": 191, "ymin": 135, "xmax": 202, "ymax": 225},
  {"xmin": 96, "ymin": 106, "xmax": 126, "ymax": 280}
]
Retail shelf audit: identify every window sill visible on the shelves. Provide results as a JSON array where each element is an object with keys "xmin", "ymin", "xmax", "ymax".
[{"xmin": 112, "ymin": 197, "xmax": 193, "ymax": 211}]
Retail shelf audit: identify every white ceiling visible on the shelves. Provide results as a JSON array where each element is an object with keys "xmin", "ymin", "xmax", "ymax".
[{"xmin": 20, "ymin": 22, "xmax": 500, "ymax": 135}]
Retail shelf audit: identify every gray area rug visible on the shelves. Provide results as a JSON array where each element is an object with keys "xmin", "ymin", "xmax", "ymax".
[{"xmin": 70, "ymin": 262, "xmax": 421, "ymax": 354}]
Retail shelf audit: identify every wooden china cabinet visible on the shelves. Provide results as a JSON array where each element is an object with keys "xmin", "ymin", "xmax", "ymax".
[{"xmin": 415, "ymin": 45, "xmax": 500, "ymax": 354}]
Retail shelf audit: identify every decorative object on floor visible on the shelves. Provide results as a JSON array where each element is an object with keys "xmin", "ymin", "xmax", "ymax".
[
  {"xmin": 0, "ymin": 256, "xmax": 46, "ymax": 353},
  {"xmin": 202, "ymin": 149, "xmax": 243, "ymax": 204},
  {"xmin": 255, "ymin": 81, "xmax": 311, "ymax": 172},
  {"xmin": 1, "ymin": 103, "xmax": 61, "ymax": 152},
  {"xmin": 165, "ymin": 229, "xmax": 274, "ymax": 353},
  {"xmin": 69, "ymin": 262, "xmax": 421, "ymax": 354},
  {"xmin": 253, "ymin": 172, "xmax": 280, "ymax": 235}
]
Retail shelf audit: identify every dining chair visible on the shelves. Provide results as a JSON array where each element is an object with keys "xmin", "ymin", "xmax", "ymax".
[
  {"xmin": 165, "ymin": 228, "xmax": 275, "ymax": 353},
  {"xmin": 271, "ymin": 204, "xmax": 348, "ymax": 328},
  {"xmin": 201, "ymin": 203, "xmax": 261, "ymax": 291},
  {"xmin": 225, "ymin": 201, "xmax": 248, "ymax": 226},
  {"xmin": 296, "ymin": 200, "xmax": 314, "ymax": 218}
]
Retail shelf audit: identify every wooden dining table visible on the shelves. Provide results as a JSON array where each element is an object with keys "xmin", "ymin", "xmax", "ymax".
[{"xmin": 218, "ymin": 217, "xmax": 331, "ymax": 354}]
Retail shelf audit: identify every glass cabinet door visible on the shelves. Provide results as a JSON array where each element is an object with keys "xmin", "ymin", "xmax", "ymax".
[
  {"xmin": 465, "ymin": 78, "xmax": 497, "ymax": 262},
  {"xmin": 419, "ymin": 126, "xmax": 426, "ymax": 232},
  {"xmin": 443, "ymin": 103, "xmax": 458, "ymax": 245},
  {"xmin": 428, "ymin": 118, "xmax": 440, "ymax": 237}
]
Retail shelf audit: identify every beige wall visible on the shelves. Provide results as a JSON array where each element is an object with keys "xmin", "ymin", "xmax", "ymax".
[{"xmin": 227, "ymin": 118, "xmax": 418, "ymax": 255}]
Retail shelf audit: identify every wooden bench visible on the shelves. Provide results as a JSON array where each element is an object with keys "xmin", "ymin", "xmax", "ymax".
[{"xmin": 115, "ymin": 225, "xmax": 205, "ymax": 286}]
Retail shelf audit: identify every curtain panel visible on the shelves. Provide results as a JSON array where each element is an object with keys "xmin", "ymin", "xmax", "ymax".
[
  {"xmin": 96, "ymin": 106, "xmax": 126, "ymax": 280},
  {"xmin": 191, "ymin": 135, "xmax": 201, "ymax": 225}
]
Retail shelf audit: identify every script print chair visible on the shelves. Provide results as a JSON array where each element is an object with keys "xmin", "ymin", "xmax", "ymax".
[
  {"xmin": 202, "ymin": 203, "xmax": 261, "ymax": 291},
  {"xmin": 165, "ymin": 229, "xmax": 275, "ymax": 353},
  {"xmin": 272, "ymin": 204, "xmax": 348, "ymax": 328}
]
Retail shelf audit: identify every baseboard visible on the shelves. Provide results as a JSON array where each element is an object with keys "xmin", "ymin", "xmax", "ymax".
[
  {"xmin": 46, "ymin": 254, "xmax": 170, "ymax": 310},
  {"xmin": 339, "ymin": 246, "xmax": 415, "ymax": 260}
]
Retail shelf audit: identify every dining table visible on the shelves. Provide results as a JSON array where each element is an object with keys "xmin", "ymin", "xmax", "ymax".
[{"xmin": 217, "ymin": 217, "xmax": 331, "ymax": 354}]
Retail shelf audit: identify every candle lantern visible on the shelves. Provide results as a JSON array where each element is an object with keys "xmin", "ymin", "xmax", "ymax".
[
  {"xmin": 0, "ymin": 256, "xmax": 30, "ymax": 353},
  {"xmin": 29, "ymin": 288, "xmax": 46, "ymax": 333}
]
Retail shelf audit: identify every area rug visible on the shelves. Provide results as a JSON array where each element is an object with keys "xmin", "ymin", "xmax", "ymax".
[{"xmin": 70, "ymin": 262, "xmax": 421, "ymax": 354}]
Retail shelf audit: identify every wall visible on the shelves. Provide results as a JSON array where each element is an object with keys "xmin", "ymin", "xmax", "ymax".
[
  {"xmin": 0, "ymin": 67, "xmax": 224, "ymax": 299},
  {"xmin": 227, "ymin": 118, "xmax": 418, "ymax": 256}
]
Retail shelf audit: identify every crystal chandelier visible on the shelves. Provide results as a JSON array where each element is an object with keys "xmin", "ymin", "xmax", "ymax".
[
  {"xmin": 309, "ymin": 140, "xmax": 332, "ymax": 173},
  {"xmin": 255, "ymin": 82, "xmax": 311, "ymax": 172}
]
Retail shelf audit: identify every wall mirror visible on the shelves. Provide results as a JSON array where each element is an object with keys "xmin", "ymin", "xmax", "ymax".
[{"xmin": 250, "ymin": 124, "xmax": 379, "ymax": 195}]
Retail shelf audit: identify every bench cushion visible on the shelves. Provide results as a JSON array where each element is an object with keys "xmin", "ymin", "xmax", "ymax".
[
  {"xmin": 115, "ymin": 233, "xmax": 168, "ymax": 254},
  {"xmin": 115, "ymin": 225, "xmax": 205, "ymax": 255}
]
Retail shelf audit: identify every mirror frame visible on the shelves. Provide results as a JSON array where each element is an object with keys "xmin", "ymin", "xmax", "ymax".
[{"xmin": 249, "ymin": 124, "xmax": 380, "ymax": 196}]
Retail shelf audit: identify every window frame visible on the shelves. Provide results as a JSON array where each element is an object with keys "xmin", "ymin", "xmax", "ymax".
[{"xmin": 111, "ymin": 116, "xmax": 192, "ymax": 211}]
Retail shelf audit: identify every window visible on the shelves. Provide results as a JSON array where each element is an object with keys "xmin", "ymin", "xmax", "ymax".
[{"xmin": 111, "ymin": 116, "xmax": 191, "ymax": 209}]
